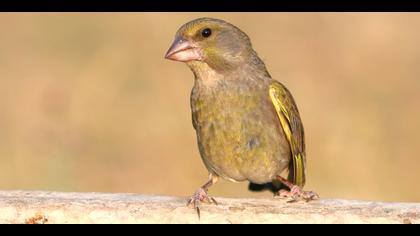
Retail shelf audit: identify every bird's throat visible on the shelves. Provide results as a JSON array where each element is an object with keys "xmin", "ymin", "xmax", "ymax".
[{"xmin": 187, "ymin": 61, "xmax": 225, "ymax": 85}]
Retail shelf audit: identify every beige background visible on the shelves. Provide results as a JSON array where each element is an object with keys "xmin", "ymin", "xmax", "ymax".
[{"xmin": 0, "ymin": 13, "xmax": 419, "ymax": 202}]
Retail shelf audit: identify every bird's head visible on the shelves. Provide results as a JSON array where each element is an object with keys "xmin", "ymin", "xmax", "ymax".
[{"xmin": 165, "ymin": 18, "xmax": 256, "ymax": 72}]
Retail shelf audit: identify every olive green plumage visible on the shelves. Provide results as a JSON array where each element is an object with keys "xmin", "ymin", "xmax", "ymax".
[{"xmin": 169, "ymin": 18, "xmax": 306, "ymax": 188}]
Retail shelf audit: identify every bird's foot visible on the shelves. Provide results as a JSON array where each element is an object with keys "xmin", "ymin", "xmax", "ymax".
[
  {"xmin": 187, "ymin": 187, "xmax": 218, "ymax": 219},
  {"xmin": 275, "ymin": 185, "xmax": 319, "ymax": 202}
]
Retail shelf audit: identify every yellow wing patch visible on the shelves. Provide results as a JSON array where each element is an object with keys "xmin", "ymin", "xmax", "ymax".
[{"xmin": 269, "ymin": 88, "xmax": 292, "ymax": 143}]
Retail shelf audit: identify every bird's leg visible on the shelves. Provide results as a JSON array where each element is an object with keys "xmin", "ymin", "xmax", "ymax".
[
  {"xmin": 275, "ymin": 175, "xmax": 319, "ymax": 202},
  {"xmin": 187, "ymin": 174, "xmax": 218, "ymax": 218}
]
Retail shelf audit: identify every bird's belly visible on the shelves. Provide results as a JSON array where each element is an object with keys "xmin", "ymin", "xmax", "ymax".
[{"xmin": 193, "ymin": 104, "xmax": 291, "ymax": 184}]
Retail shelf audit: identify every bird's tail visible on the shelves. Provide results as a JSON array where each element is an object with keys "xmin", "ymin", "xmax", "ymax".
[{"xmin": 288, "ymin": 153, "xmax": 306, "ymax": 188}]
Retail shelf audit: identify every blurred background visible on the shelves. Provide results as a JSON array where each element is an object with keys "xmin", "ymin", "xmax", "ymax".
[{"xmin": 0, "ymin": 13, "xmax": 419, "ymax": 202}]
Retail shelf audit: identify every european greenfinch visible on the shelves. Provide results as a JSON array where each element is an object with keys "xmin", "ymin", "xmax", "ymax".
[{"xmin": 165, "ymin": 18, "xmax": 318, "ymax": 217}]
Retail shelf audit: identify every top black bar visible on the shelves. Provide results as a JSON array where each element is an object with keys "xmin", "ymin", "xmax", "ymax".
[{"xmin": 1, "ymin": 0, "xmax": 419, "ymax": 12}]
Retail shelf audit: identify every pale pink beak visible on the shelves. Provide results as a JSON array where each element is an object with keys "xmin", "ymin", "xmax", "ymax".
[{"xmin": 165, "ymin": 37, "xmax": 202, "ymax": 62}]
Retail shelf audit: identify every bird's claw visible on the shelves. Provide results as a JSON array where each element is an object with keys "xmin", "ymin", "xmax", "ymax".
[
  {"xmin": 275, "ymin": 186, "xmax": 319, "ymax": 202},
  {"xmin": 187, "ymin": 187, "xmax": 217, "ymax": 219}
]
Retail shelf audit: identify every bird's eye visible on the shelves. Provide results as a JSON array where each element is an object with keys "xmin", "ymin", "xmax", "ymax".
[{"xmin": 201, "ymin": 28, "xmax": 212, "ymax": 38}]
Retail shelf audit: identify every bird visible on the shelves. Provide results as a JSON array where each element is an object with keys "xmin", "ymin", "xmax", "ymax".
[{"xmin": 165, "ymin": 17, "xmax": 318, "ymax": 217}]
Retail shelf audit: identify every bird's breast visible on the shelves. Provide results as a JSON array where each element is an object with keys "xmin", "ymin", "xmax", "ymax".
[{"xmin": 190, "ymin": 80, "xmax": 291, "ymax": 184}]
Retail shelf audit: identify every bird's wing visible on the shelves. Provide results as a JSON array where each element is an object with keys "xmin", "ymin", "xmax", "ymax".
[{"xmin": 268, "ymin": 80, "xmax": 306, "ymax": 187}]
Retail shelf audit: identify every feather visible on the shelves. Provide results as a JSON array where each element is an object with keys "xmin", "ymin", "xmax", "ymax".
[{"xmin": 269, "ymin": 81, "xmax": 306, "ymax": 187}]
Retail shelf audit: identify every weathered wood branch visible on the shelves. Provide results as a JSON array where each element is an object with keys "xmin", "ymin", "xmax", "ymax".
[{"xmin": 0, "ymin": 191, "xmax": 418, "ymax": 224}]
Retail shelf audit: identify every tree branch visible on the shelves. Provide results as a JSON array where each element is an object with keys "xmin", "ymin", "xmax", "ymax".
[{"xmin": 0, "ymin": 191, "xmax": 418, "ymax": 224}]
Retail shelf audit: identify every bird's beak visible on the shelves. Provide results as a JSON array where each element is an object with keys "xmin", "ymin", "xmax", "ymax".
[{"xmin": 165, "ymin": 37, "xmax": 202, "ymax": 62}]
